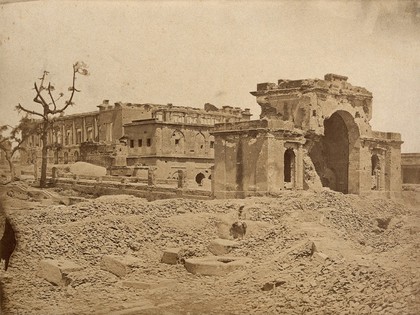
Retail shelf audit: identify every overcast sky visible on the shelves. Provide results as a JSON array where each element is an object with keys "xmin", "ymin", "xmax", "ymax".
[{"xmin": 0, "ymin": 0, "xmax": 419, "ymax": 152}]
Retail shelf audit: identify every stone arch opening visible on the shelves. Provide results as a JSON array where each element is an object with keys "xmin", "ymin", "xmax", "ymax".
[
  {"xmin": 74, "ymin": 151, "xmax": 79, "ymax": 162},
  {"xmin": 284, "ymin": 148, "xmax": 296, "ymax": 187},
  {"xmin": 309, "ymin": 110, "xmax": 360, "ymax": 194},
  {"xmin": 64, "ymin": 152, "xmax": 69, "ymax": 164}
]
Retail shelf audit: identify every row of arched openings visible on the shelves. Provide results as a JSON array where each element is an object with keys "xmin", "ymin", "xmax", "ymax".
[{"xmin": 171, "ymin": 130, "xmax": 214, "ymax": 154}]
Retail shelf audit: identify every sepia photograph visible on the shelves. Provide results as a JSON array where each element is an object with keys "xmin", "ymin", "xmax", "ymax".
[{"xmin": 0, "ymin": 0, "xmax": 419, "ymax": 314}]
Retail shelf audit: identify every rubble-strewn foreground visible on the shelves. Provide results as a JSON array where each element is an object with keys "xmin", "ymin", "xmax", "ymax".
[{"xmin": 1, "ymin": 184, "xmax": 419, "ymax": 314}]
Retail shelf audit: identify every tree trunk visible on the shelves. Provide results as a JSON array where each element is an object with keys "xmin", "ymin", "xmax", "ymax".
[
  {"xmin": 39, "ymin": 122, "xmax": 49, "ymax": 188},
  {"xmin": 6, "ymin": 154, "xmax": 15, "ymax": 182}
]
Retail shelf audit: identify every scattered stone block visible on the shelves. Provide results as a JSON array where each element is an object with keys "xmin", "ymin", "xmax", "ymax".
[
  {"xmin": 38, "ymin": 259, "xmax": 83, "ymax": 286},
  {"xmin": 101, "ymin": 255, "xmax": 141, "ymax": 277},
  {"xmin": 122, "ymin": 280, "xmax": 153, "ymax": 290},
  {"xmin": 313, "ymin": 252, "xmax": 329, "ymax": 262},
  {"xmin": 289, "ymin": 240, "xmax": 317, "ymax": 259},
  {"xmin": 208, "ymin": 239, "xmax": 238, "ymax": 256},
  {"xmin": 122, "ymin": 279, "xmax": 175, "ymax": 290},
  {"xmin": 184, "ymin": 256, "xmax": 252, "ymax": 276},
  {"xmin": 160, "ymin": 248, "xmax": 182, "ymax": 265},
  {"xmin": 261, "ymin": 280, "xmax": 286, "ymax": 291}
]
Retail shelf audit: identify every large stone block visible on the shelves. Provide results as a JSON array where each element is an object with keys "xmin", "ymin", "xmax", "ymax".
[
  {"xmin": 160, "ymin": 248, "xmax": 182, "ymax": 265},
  {"xmin": 122, "ymin": 279, "xmax": 175, "ymax": 290},
  {"xmin": 184, "ymin": 256, "xmax": 252, "ymax": 276},
  {"xmin": 38, "ymin": 259, "xmax": 83, "ymax": 286},
  {"xmin": 208, "ymin": 239, "xmax": 238, "ymax": 256},
  {"xmin": 101, "ymin": 255, "xmax": 141, "ymax": 277}
]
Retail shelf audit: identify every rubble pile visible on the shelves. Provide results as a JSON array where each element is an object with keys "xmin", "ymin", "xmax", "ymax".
[{"xmin": 0, "ymin": 185, "xmax": 419, "ymax": 314}]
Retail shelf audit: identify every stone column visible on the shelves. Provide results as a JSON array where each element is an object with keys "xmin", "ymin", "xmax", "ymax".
[
  {"xmin": 210, "ymin": 165, "xmax": 215, "ymax": 197},
  {"xmin": 72, "ymin": 120, "xmax": 76, "ymax": 145},
  {"xmin": 82, "ymin": 117, "xmax": 86, "ymax": 142},
  {"xmin": 94, "ymin": 117, "xmax": 98, "ymax": 141},
  {"xmin": 265, "ymin": 133, "xmax": 278, "ymax": 194},
  {"xmin": 296, "ymin": 143, "xmax": 304, "ymax": 189},
  {"xmin": 52, "ymin": 167, "xmax": 58, "ymax": 182},
  {"xmin": 177, "ymin": 169, "xmax": 187, "ymax": 189},
  {"xmin": 148, "ymin": 167, "xmax": 156, "ymax": 186}
]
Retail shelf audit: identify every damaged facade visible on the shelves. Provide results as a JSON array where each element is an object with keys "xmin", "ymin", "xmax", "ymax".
[
  {"xmin": 22, "ymin": 101, "xmax": 251, "ymax": 184},
  {"xmin": 212, "ymin": 74, "xmax": 403, "ymax": 198},
  {"xmin": 122, "ymin": 103, "xmax": 251, "ymax": 183}
]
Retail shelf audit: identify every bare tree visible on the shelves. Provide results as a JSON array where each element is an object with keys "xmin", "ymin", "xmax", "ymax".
[
  {"xmin": 0, "ymin": 118, "xmax": 37, "ymax": 182},
  {"xmin": 16, "ymin": 62, "xmax": 89, "ymax": 187}
]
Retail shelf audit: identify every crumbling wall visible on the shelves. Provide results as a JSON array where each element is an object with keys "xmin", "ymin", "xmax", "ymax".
[{"xmin": 79, "ymin": 142, "xmax": 114, "ymax": 169}]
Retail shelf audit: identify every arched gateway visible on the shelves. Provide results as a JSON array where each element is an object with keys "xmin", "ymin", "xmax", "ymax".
[{"xmin": 310, "ymin": 110, "xmax": 360, "ymax": 194}]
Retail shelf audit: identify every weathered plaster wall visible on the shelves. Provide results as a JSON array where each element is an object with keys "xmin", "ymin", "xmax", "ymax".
[{"xmin": 212, "ymin": 121, "xmax": 306, "ymax": 198}]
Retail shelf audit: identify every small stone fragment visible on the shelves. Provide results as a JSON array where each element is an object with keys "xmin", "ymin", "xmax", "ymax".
[
  {"xmin": 208, "ymin": 239, "xmax": 238, "ymax": 256},
  {"xmin": 38, "ymin": 259, "xmax": 83, "ymax": 286},
  {"xmin": 101, "ymin": 255, "xmax": 141, "ymax": 277},
  {"xmin": 161, "ymin": 248, "xmax": 182, "ymax": 265}
]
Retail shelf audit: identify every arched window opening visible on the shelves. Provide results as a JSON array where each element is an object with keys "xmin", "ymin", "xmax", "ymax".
[
  {"xmin": 171, "ymin": 130, "xmax": 185, "ymax": 154},
  {"xmin": 195, "ymin": 172, "xmax": 205, "ymax": 186},
  {"xmin": 195, "ymin": 132, "xmax": 206, "ymax": 155},
  {"xmin": 209, "ymin": 135, "xmax": 215, "ymax": 151}
]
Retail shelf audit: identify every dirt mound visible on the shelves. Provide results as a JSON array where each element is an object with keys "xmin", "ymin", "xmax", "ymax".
[{"xmin": 1, "ymin": 188, "xmax": 419, "ymax": 314}]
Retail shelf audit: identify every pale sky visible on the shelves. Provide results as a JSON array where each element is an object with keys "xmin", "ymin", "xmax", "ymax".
[{"xmin": 0, "ymin": 0, "xmax": 419, "ymax": 152}]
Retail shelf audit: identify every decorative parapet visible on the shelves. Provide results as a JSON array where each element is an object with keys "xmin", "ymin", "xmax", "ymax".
[
  {"xmin": 401, "ymin": 153, "xmax": 420, "ymax": 166},
  {"xmin": 251, "ymin": 73, "xmax": 372, "ymax": 99},
  {"xmin": 211, "ymin": 119, "xmax": 304, "ymax": 134}
]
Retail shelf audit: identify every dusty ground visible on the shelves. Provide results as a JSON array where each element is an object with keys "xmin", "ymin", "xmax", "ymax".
[{"xmin": 0, "ymin": 181, "xmax": 419, "ymax": 315}]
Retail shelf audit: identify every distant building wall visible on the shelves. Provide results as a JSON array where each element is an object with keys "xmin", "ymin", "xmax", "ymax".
[
  {"xmin": 401, "ymin": 153, "xmax": 420, "ymax": 184},
  {"xmin": 21, "ymin": 100, "xmax": 251, "ymax": 184}
]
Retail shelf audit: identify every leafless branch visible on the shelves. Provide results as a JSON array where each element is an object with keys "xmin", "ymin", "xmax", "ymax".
[
  {"xmin": 39, "ymin": 71, "xmax": 48, "ymax": 90},
  {"xmin": 33, "ymin": 82, "xmax": 49, "ymax": 110},
  {"xmin": 51, "ymin": 65, "xmax": 78, "ymax": 115},
  {"xmin": 48, "ymin": 83, "xmax": 57, "ymax": 111},
  {"xmin": 16, "ymin": 104, "xmax": 45, "ymax": 119}
]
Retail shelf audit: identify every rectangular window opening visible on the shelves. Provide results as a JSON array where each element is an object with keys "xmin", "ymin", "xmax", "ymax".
[{"xmin": 147, "ymin": 138, "xmax": 151, "ymax": 147}]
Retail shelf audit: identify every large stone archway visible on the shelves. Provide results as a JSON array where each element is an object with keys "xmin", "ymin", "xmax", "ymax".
[{"xmin": 309, "ymin": 110, "xmax": 360, "ymax": 194}]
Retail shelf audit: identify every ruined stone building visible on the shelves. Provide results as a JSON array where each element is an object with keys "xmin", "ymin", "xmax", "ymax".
[
  {"xmin": 22, "ymin": 101, "xmax": 251, "ymax": 183},
  {"xmin": 212, "ymin": 74, "xmax": 403, "ymax": 198}
]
